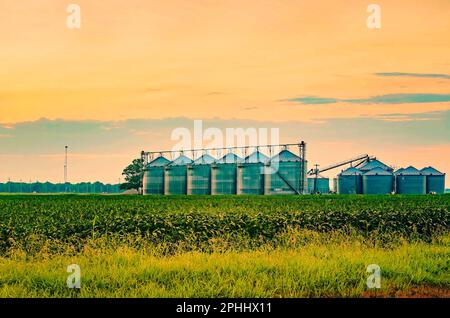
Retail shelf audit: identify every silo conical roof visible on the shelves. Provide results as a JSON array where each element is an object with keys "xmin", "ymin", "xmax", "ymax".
[
  {"xmin": 215, "ymin": 153, "xmax": 243, "ymax": 164},
  {"xmin": 359, "ymin": 159, "xmax": 393, "ymax": 172},
  {"xmin": 169, "ymin": 155, "xmax": 192, "ymax": 166},
  {"xmin": 270, "ymin": 149, "xmax": 301, "ymax": 162},
  {"xmin": 420, "ymin": 166, "xmax": 444, "ymax": 176},
  {"xmin": 147, "ymin": 156, "xmax": 170, "ymax": 167},
  {"xmin": 245, "ymin": 151, "xmax": 269, "ymax": 163},
  {"xmin": 363, "ymin": 167, "xmax": 393, "ymax": 176},
  {"xmin": 193, "ymin": 154, "xmax": 215, "ymax": 165},
  {"xmin": 339, "ymin": 166, "xmax": 362, "ymax": 176},
  {"xmin": 398, "ymin": 166, "xmax": 422, "ymax": 175}
]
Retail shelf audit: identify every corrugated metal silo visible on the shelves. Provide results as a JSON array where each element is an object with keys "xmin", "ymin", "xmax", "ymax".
[
  {"xmin": 421, "ymin": 167, "xmax": 445, "ymax": 194},
  {"xmin": 143, "ymin": 156, "xmax": 170, "ymax": 195},
  {"xmin": 211, "ymin": 153, "xmax": 242, "ymax": 195},
  {"xmin": 187, "ymin": 154, "xmax": 215, "ymax": 195},
  {"xmin": 238, "ymin": 151, "xmax": 269, "ymax": 195},
  {"xmin": 362, "ymin": 167, "xmax": 394, "ymax": 194},
  {"xmin": 307, "ymin": 177, "xmax": 330, "ymax": 194},
  {"xmin": 268, "ymin": 149, "xmax": 302, "ymax": 194},
  {"xmin": 337, "ymin": 167, "xmax": 362, "ymax": 194},
  {"xmin": 164, "ymin": 155, "xmax": 192, "ymax": 195},
  {"xmin": 396, "ymin": 166, "xmax": 426, "ymax": 194}
]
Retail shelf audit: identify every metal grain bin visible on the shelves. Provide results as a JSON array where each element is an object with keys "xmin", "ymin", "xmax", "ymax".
[
  {"xmin": 307, "ymin": 177, "xmax": 329, "ymax": 194},
  {"xmin": 238, "ymin": 151, "xmax": 269, "ymax": 195},
  {"xmin": 268, "ymin": 150, "xmax": 303, "ymax": 194},
  {"xmin": 164, "ymin": 155, "xmax": 192, "ymax": 195},
  {"xmin": 359, "ymin": 159, "xmax": 393, "ymax": 173},
  {"xmin": 143, "ymin": 156, "xmax": 170, "ymax": 195},
  {"xmin": 421, "ymin": 167, "xmax": 445, "ymax": 194},
  {"xmin": 362, "ymin": 167, "xmax": 394, "ymax": 194},
  {"xmin": 396, "ymin": 166, "xmax": 426, "ymax": 194},
  {"xmin": 337, "ymin": 167, "xmax": 362, "ymax": 194},
  {"xmin": 211, "ymin": 153, "xmax": 242, "ymax": 195},
  {"xmin": 187, "ymin": 154, "xmax": 215, "ymax": 195}
]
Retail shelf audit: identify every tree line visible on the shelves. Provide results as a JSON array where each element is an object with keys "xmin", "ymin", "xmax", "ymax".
[
  {"xmin": 0, "ymin": 157, "xmax": 144, "ymax": 194},
  {"xmin": 0, "ymin": 182, "xmax": 121, "ymax": 194}
]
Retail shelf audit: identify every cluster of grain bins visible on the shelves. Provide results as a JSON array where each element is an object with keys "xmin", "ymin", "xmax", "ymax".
[
  {"xmin": 336, "ymin": 159, "xmax": 445, "ymax": 194},
  {"xmin": 143, "ymin": 149, "xmax": 307, "ymax": 195}
]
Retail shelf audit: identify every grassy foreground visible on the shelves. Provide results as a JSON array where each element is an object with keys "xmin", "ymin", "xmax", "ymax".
[
  {"xmin": 0, "ymin": 231, "xmax": 448, "ymax": 298},
  {"xmin": 0, "ymin": 195, "xmax": 448, "ymax": 297}
]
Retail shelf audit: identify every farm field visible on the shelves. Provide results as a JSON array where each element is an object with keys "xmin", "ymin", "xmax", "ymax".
[{"xmin": 0, "ymin": 194, "xmax": 448, "ymax": 297}]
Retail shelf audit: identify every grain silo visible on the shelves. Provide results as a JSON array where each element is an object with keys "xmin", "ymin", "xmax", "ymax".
[
  {"xmin": 395, "ymin": 166, "xmax": 426, "ymax": 194},
  {"xmin": 358, "ymin": 159, "xmax": 393, "ymax": 173},
  {"xmin": 420, "ymin": 166, "xmax": 445, "ymax": 194},
  {"xmin": 143, "ymin": 156, "xmax": 171, "ymax": 195},
  {"xmin": 307, "ymin": 176, "xmax": 330, "ymax": 194},
  {"xmin": 164, "ymin": 155, "xmax": 192, "ymax": 195},
  {"xmin": 362, "ymin": 167, "xmax": 394, "ymax": 194},
  {"xmin": 211, "ymin": 153, "xmax": 242, "ymax": 195},
  {"xmin": 268, "ymin": 149, "xmax": 303, "ymax": 194},
  {"xmin": 237, "ymin": 151, "xmax": 269, "ymax": 195},
  {"xmin": 187, "ymin": 154, "xmax": 215, "ymax": 195},
  {"xmin": 337, "ymin": 167, "xmax": 362, "ymax": 194}
]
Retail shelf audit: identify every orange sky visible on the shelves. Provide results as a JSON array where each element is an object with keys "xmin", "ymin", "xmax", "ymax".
[
  {"xmin": 0, "ymin": 0, "xmax": 449, "ymax": 185},
  {"xmin": 1, "ymin": 0, "xmax": 449, "ymax": 122}
]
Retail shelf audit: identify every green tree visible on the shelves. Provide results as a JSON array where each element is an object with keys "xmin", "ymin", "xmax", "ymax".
[{"xmin": 120, "ymin": 158, "xmax": 144, "ymax": 192}]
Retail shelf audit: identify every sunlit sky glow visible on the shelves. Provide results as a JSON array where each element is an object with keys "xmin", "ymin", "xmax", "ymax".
[{"xmin": 0, "ymin": 0, "xmax": 449, "ymax": 185}]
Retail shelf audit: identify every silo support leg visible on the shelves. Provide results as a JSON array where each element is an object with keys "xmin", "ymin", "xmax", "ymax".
[{"xmin": 264, "ymin": 165, "xmax": 271, "ymax": 195}]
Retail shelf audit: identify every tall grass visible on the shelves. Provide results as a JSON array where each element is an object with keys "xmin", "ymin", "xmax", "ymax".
[
  {"xmin": 0, "ymin": 195, "xmax": 448, "ymax": 297},
  {"xmin": 0, "ymin": 230, "xmax": 448, "ymax": 298},
  {"xmin": 0, "ymin": 194, "xmax": 448, "ymax": 255}
]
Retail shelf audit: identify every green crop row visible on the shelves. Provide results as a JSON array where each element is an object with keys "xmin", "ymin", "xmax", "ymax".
[{"xmin": 0, "ymin": 194, "xmax": 448, "ymax": 254}]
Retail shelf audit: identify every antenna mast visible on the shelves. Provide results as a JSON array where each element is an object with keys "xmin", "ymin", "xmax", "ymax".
[{"xmin": 64, "ymin": 145, "xmax": 68, "ymax": 191}]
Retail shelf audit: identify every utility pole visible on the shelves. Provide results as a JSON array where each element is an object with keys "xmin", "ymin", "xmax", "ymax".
[
  {"xmin": 64, "ymin": 145, "xmax": 68, "ymax": 192},
  {"xmin": 299, "ymin": 141, "xmax": 306, "ymax": 194},
  {"xmin": 314, "ymin": 164, "xmax": 319, "ymax": 193}
]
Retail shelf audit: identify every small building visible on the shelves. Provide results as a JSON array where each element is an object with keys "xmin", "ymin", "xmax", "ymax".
[{"xmin": 307, "ymin": 176, "xmax": 330, "ymax": 194}]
